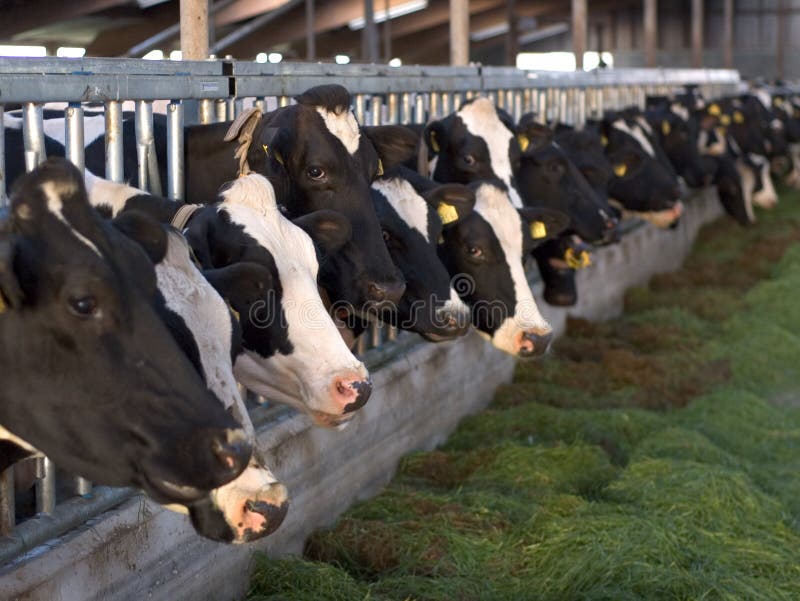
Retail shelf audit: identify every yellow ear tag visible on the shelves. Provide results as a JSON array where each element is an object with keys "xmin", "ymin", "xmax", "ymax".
[
  {"xmin": 263, "ymin": 144, "xmax": 270, "ymax": 156},
  {"xmin": 376, "ymin": 159, "xmax": 384, "ymax": 176},
  {"xmin": 226, "ymin": 300, "xmax": 241, "ymax": 324},
  {"xmin": 565, "ymin": 248, "xmax": 592, "ymax": 270},
  {"xmin": 661, "ymin": 120, "xmax": 671, "ymax": 136},
  {"xmin": 437, "ymin": 202, "xmax": 459, "ymax": 225},
  {"xmin": 517, "ymin": 134, "xmax": 530, "ymax": 152},
  {"xmin": 429, "ymin": 131, "xmax": 441, "ymax": 153},
  {"xmin": 530, "ymin": 221, "xmax": 547, "ymax": 239},
  {"xmin": 720, "ymin": 114, "xmax": 731, "ymax": 126},
  {"xmin": 579, "ymin": 250, "xmax": 592, "ymax": 268},
  {"xmin": 708, "ymin": 103, "xmax": 721, "ymax": 116},
  {"xmin": 601, "ymin": 135, "xmax": 609, "ymax": 146},
  {"xmin": 733, "ymin": 111, "xmax": 745, "ymax": 124},
  {"xmin": 264, "ymin": 144, "xmax": 284, "ymax": 165},
  {"xmin": 774, "ymin": 97, "xmax": 784, "ymax": 107},
  {"xmin": 613, "ymin": 163, "xmax": 627, "ymax": 177}
]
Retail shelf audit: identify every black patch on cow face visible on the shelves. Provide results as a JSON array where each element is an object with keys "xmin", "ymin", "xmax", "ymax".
[
  {"xmin": 0, "ymin": 159, "xmax": 246, "ymax": 501},
  {"xmin": 532, "ymin": 238, "xmax": 579, "ymax": 307},
  {"xmin": 437, "ymin": 210, "xmax": 516, "ymax": 337},
  {"xmin": 371, "ymin": 187, "xmax": 455, "ymax": 336},
  {"xmin": 185, "ymin": 209, "xmax": 293, "ymax": 359}
]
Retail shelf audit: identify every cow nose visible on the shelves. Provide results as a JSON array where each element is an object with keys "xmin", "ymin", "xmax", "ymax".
[
  {"xmin": 333, "ymin": 376, "xmax": 373, "ymax": 413},
  {"xmin": 434, "ymin": 308, "xmax": 471, "ymax": 338},
  {"xmin": 209, "ymin": 429, "xmax": 251, "ymax": 479},
  {"xmin": 517, "ymin": 330, "xmax": 553, "ymax": 358},
  {"xmin": 367, "ymin": 280, "xmax": 406, "ymax": 304},
  {"xmin": 243, "ymin": 490, "xmax": 290, "ymax": 539}
]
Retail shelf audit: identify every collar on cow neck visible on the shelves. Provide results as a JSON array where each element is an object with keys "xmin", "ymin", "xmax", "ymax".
[{"xmin": 170, "ymin": 203, "xmax": 203, "ymax": 232}]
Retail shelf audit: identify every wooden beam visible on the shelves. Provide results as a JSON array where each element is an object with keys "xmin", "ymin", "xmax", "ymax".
[
  {"xmin": 306, "ymin": 0, "xmax": 315, "ymax": 59},
  {"xmin": 505, "ymin": 0, "xmax": 518, "ymax": 66},
  {"xmin": 0, "ymin": 0, "xmax": 129, "ymax": 40},
  {"xmin": 777, "ymin": 0, "xmax": 785, "ymax": 77},
  {"xmin": 363, "ymin": 0, "xmax": 379, "ymax": 62},
  {"xmin": 691, "ymin": 0, "xmax": 703, "ymax": 68},
  {"xmin": 214, "ymin": 0, "xmax": 291, "ymax": 26},
  {"xmin": 572, "ymin": 0, "xmax": 587, "ymax": 70},
  {"xmin": 723, "ymin": 0, "xmax": 733, "ymax": 68},
  {"xmin": 390, "ymin": 0, "xmax": 501, "ymax": 39},
  {"xmin": 643, "ymin": 0, "xmax": 657, "ymax": 67},
  {"xmin": 181, "ymin": 0, "xmax": 210, "ymax": 60}
]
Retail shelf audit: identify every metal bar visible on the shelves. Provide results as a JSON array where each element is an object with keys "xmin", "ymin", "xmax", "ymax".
[
  {"xmin": 167, "ymin": 100, "xmax": 185, "ymax": 201},
  {"xmin": 65, "ymin": 103, "xmax": 85, "ymax": 175},
  {"xmin": 414, "ymin": 94, "xmax": 425, "ymax": 123},
  {"xmin": 0, "ymin": 105, "xmax": 6, "ymax": 207},
  {"xmin": 74, "ymin": 477, "xmax": 92, "ymax": 497},
  {"xmin": 723, "ymin": 0, "xmax": 734, "ymax": 69},
  {"xmin": 370, "ymin": 320, "xmax": 382, "ymax": 348},
  {"xmin": 35, "ymin": 457, "xmax": 56, "ymax": 515},
  {"xmin": 135, "ymin": 100, "xmax": 156, "ymax": 194},
  {"xmin": 105, "ymin": 101, "xmax": 124, "ymax": 183},
  {"xmin": 356, "ymin": 333, "xmax": 367, "ymax": 356},
  {"xmin": 363, "ymin": 0, "xmax": 379, "ymax": 63},
  {"xmin": 370, "ymin": 95, "xmax": 382, "ymax": 126},
  {"xmin": 354, "ymin": 94, "xmax": 366, "ymax": 124},
  {"xmin": 430, "ymin": 92, "xmax": 441, "ymax": 119},
  {"xmin": 0, "ymin": 467, "xmax": 14, "ymax": 535},
  {"xmin": 199, "ymin": 99, "xmax": 213, "ymax": 124},
  {"xmin": 387, "ymin": 92, "xmax": 398, "ymax": 124},
  {"xmin": 400, "ymin": 92, "xmax": 412, "ymax": 124},
  {"xmin": 278, "ymin": 95, "xmax": 291, "ymax": 108},
  {"xmin": 22, "ymin": 103, "xmax": 46, "ymax": 170},
  {"xmin": 215, "ymin": 98, "xmax": 227, "ymax": 122}
]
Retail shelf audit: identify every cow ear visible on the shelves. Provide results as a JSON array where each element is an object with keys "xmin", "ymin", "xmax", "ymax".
[
  {"xmin": 0, "ymin": 220, "xmax": 22, "ymax": 311},
  {"xmin": 111, "ymin": 211, "xmax": 168, "ymax": 265},
  {"xmin": 421, "ymin": 184, "xmax": 475, "ymax": 227},
  {"xmin": 496, "ymin": 107, "xmax": 516, "ymax": 132},
  {"xmin": 518, "ymin": 206, "xmax": 570, "ymax": 246},
  {"xmin": 423, "ymin": 120, "xmax": 446, "ymax": 156},
  {"xmin": 183, "ymin": 217, "xmax": 215, "ymax": 269},
  {"xmin": 256, "ymin": 126, "xmax": 291, "ymax": 167},
  {"xmin": 203, "ymin": 262, "xmax": 273, "ymax": 305},
  {"xmin": 515, "ymin": 115, "xmax": 552, "ymax": 154},
  {"xmin": 293, "ymin": 209, "xmax": 352, "ymax": 256},
  {"xmin": 362, "ymin": 125, "xmax": 419, "ymax": 169}
]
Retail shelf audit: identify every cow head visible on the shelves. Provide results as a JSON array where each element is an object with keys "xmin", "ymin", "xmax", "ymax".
[
  {"xmin": 0, "ymin": 159, "xmax": 250, "ymax": 505},
  {"xmin": 369, "ymin": 166, "xmax": 473, "ymax": 341},
  {"xmin": 246, "ymin": 85, "xmax": 418, "ymax": 312},
  {"xmin": 425, "ymin": 97, "xmax": 523, "ymax": 207},
  {"xmin": 646, "ymin": 102, "xmax": 710, "ymax": 188},
  {"xmin": 110, "ymin": 211, "xmax": 289, "ymax": 543},
  {"xmin": 187, "ymin": 174, "xmax": 371, "ymax": 428},
  {"xmin": 437, "ymin": 180, "xmax": 569, "ymax": 357}
]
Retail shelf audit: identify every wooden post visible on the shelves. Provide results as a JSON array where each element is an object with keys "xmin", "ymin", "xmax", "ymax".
[
  {"xmin": 383, "ymin": 0, "xmax": 392, "ymax": 62},
  {"xmin": 572, "ymin": 0, "xmax": 587, "ymax": 70},
  {"xmin": 306, "ymin": 0, "xmax": 315, "ymax": 60},
  {"xmin": 723, "ymin": 0, "xmax": 733, "ymax": 69},
  {"xmin": 363, "ymin": 0, "xmax": 379, "ymax": 63},
  {"xmin": 180, "ymin": 0, "xmax": 209, "ymax": 60},
  {"xmin": 777, "ymin": 0, "xmax": 786, "ymax": 78},
  {"xmin": 691, "ymin": 0, "xmax": 703, "ymax": 68},
  {"xmin": 506, "ymin": 0, "xmax": 519, "ymax": 67},
  {"xmin": 643, "ymin": 0, "xmax": 657, "ymax": 67},
  {"xmin": 450, "ymin": 0, "xmax": 469, "ymax": 66}
]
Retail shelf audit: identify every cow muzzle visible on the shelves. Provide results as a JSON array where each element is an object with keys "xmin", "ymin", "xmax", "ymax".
[{"xmin": 516, "ymin": 330, "xmax": 553, "ymax": 358}]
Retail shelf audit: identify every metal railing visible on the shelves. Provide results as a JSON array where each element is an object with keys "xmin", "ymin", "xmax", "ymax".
[{"xmin": 0, "ymin": 57, "xmax": 741, "ymax": 566}]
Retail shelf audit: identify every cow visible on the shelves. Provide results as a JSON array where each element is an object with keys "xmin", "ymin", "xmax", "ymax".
[
  {"xmin": 436, "ymin": 178, "xmax": 569, "ymax": 357},
  {"xmin": 108, "ymin": 209, "xmax": 288, "ymax": 543},
  {"xmin": 423, "ymin": 98, "xmax": 615, "ymax": 245},
  {"xmin": 366, "ymin": 166, "xmax": 475, "ymax": 341},
  {"xmin": 0, "ymin": 158, "xmax": 251, "ymax": 510},
  {"xmin": 84, "ymin": 171, "xmax": 372, "ymax": 429}
]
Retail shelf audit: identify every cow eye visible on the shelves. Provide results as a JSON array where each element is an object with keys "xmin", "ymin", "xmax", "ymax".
[
  {"xmin": 68, "ymin": 295, "xmax": 99, "ymax": 318},
  {"xmin": 463, "ymin": 154, "xmax": 476, "ymax": 166},
  {"xmin": 467, "ymin": 245, "xmax": 483, "ymax": 258},
  {"xmin": 382, "ymin": 229, "xmax": 391, "ymax": 242},
  {"xmin": 307, "ymin": 166, "xmax": 326, "ymax": 180}
]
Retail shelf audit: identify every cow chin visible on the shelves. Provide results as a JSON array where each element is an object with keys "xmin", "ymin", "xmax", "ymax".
[
  {"xmin": 166, "ymin": 463, "xmax": 289, "ymax": 543},
  {"xmin": 234, "ymin": 351, "xmax": 370, "ymax": 425}
]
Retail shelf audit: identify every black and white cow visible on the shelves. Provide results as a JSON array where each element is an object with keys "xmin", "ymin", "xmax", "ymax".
[
  {"xmin": 424, "ymin": 97, "xmax": 615, "ymax": 245},
  {"xmin": 0, "ymin": 159, "xmax": 250, "ymax": 508},
  {"xmin": 368, "ymin": 166, "xmax": 474, "ymax": 340},
  {"xmin": 84, "ymin": 172, "xmax": 372, "ymax": 429},
  {"xmin": 107, "ymin": 208, "xmax": 288, "ymax": 543},
  {"xmin": 436, "ymin": 178, "xmax": 569, "ymax": 357}
]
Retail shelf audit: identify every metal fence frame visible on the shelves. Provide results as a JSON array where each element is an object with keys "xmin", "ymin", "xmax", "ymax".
[{"xmin": 0, "ymin": 57, "xmax": 741, "ymax": 566}]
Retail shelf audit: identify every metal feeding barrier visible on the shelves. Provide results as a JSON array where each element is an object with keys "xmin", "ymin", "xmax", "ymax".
[{"xmin": 0, "ymin": 57, "xmax": 740, "ymax": 566}]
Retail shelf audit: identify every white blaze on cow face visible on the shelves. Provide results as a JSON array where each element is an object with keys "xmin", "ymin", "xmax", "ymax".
[
  {"xmin": 219, "ymin": 175, "xmax": 369, "ymax": 422},
  {"xmin": 734, "ymin": 159, "xmax": 758, "ymax": 223},
  {"xmin": 371, "ymin": 177, "xmax": 430, "ymax": 241},
  {"xmin": 473, "ymin": 183, "xmax": 552, "ymax": 355},
  {"xmin": 612, "ymin": 119, "xmax": 656, "ymax": 158},
  {"xmin": 670, "ymin": 103, "xmax": 690, "ymax": 123},
  {"xmin": 456, "ymin": 98, "xmax": 523, "ymax": 208},
  {"xmin": 40, "ymin": 181, "xmax": 102, "ymax": 256},
  {"xmin": 748, "ymin": 154, "xmax": 779, "ymax": 209},
  {"xmin": 83, "ymin": 170, "xmax": 141, "ymax": 216},
  {"xmin": 315, "ymin": 107, "xmax": 361, "ymax": 155},
  {"xmin": 157, "ymin": 230, "xmax": 241, "ymax": 413}
]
